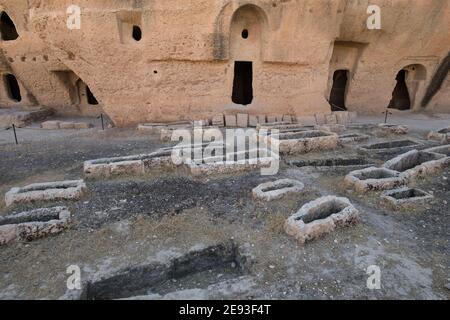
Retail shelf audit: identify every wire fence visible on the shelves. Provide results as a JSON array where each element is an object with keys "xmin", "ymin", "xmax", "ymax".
[{"xmin": 2, "ymin": 114, "xmax": 108, "ymax": 145}]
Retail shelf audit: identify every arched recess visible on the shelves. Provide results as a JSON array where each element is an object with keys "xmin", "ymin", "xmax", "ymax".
[
  {"xmin": 0, "ymin": 11, "xmax": 19, "ymax": 41},
  {"xmin": 228, "ymin": 4, "xmax": 268, "ymax": 105},
  {"xmin": 389, "ymin": 64, "xmax": 427, "ymax": 110},
  {"xmin": 53, "ymin": 70, "xmax": 102, "ymax": 116},
  {"xmin": 213, "ymin": 3, "xmax": 270, "ymax": 61},
  {"xmin": 403, "ymin": 64, "xmax": 427, "ymax": 81},
  {"xmin": 76, "ymin": 79, "xmax": 100, "ymax": 107},
  {"xmin": 229, "ymin": 4, "xmax": 268, "ymax": 61}
]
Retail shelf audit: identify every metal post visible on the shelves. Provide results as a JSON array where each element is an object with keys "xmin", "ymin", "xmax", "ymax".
[
  {"xmin": 100, "ymin": 113, "xmax": 104, "ymax": 130},
  {"xmin": 383, "ymin": 109, "xmax": 392, "ymax": 123},
  {"xmin": 12, "ymin": 124, "xmax": 18, "ymax": 145}
]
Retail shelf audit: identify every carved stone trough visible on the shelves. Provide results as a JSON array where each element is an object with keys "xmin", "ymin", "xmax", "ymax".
[
  {"xmin": 427, "ymin": 127, "xmax": 450, "ymax": 141},
  {"xmin": 257, "ymin": 123, "xmax": 302, "ymax": 131},
  {"xmin": 289, "ymin": 157, "xmax": 373, "ymax": 171},
  {"xmin": 347, "ymin": 123, "xmax": 377, "ymax": 130},
  {"xmin": 5, "ymin": 180, "xmax": 87, "ymax": 207},
  {"xmin": 0, "ymin": 207, "xmax": 72, "ymax": 245},
  {"xmin": 84, "ymin": 142, "xmax": 228, "ymax": 179},
  {"xmin": 270, "ymin": 130, "xmax": 338, "ymax": 154},
  {"xmin": 358, "ymin": 139, "xmax": 421, "ymax": 156},
  {"xmin": 383, "ymin": 149, "xmax": 449, "ymax": 180},
  {"xmin": 424, "ymin": 144, "xmax": 450, "ymax": 156},
  {"xmin": 83, "ymin": 150, "xmax": 174, "ymax": 179},
  {"xmin": 187, "ymin": 148, "xmax": 276, "ymax": 176},
  {"xmin": 338, "ymin": 133, "xmax": 370, "ymax": 144},
  {"xmin": 252, "ymin": 179, "xmax": 305, "ymax": 201},
  {"xmin": 314, "ymin": 124, "xmax": 346, "ymax": 133},
  {"xmin": 378, "ymin": 124, "xmax": 409, "ymax": 135},
  {"xmin": 285, "ymin": 196, "xmax": 359, "ymax": 244},
  {"xmin": 381, "ymin": 187, "xmax": 434, "ymax": 209},
  {"xmin": 344, "ymin": 167, "xmax": 406, "ymax": 192}
]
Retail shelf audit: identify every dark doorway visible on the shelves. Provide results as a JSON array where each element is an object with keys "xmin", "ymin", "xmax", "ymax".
[
  {"xmin": 389, "ymin": 70, "xmax": 411, "ymax": 110},
  {"xmin": 0, "ymin": 12, "xmax": 19, "ymax": 41},
  {"xmin": 329, "ymin": 70, "xmax": 348, "ymax": 111},
  {"xmin": 232, "ymin": 61, "xmax": 253, "ymax": 105},
  {"xmin": 132, "ymin": 25, "xmax": 142, "ymax": 41},
  {"xmin": 5, "ymin": 74, "xmax": 21, "ymax": 102},
  {"xmin": 86, "ymin": 86, "xmax": 99, "ymax": 105}
]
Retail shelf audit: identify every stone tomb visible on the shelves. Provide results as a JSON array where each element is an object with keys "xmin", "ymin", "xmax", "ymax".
[
  {"xmin": 358, "ymin": 139, "xmax": 421, "ymax": 156},
  {"xmin": 424, "ymin": 144, "xmax": 450, "ymax": 156},
  {"xmin": 285, "ymin": 196, "xmax": 359, "ymax": 244},
  {"xmin": 252, "ymin": 179, "xmax": 305, "ymax": 201},
  {"xmin": 378, "ymin": 124, "xmax": 409, "ymax": 135},
  {"xmin": 344, "ymin": 167, "xmax": 406, "ymax": 192},
  {"xmin": 381, "ymin": 188, "xmax": 434, "ymax": 209},
  {"xmin": 289, "ymin": 157, "xmax": 373, "ymax": 171},
  {"xmin": 270, "ymin": 130, "xmax": 338, "ymax": 155},
  {"xmin": 338, "ymin": 133, "xmax": 370, "ymax": 144},
  {"xmin": 427, "ymin": 127, "xmax": 450, "ymax": 141},
  {"xmin": 84, "ymin": 150, "xmax": 175, "ymax": 179},
  {"xmin": 383, "ymin": 149, "xmax": 449, "ymax": 180},
  {"xmin": 186, "ymin": 148, "xmax": 276, "ymax": 176},
  {"xmin": 0, "ymin": 207, "xmax": 72, "ymax": 245},
  {"xmin": 5, "ymin": 180, "xmax": 87, "ymax": 207}
]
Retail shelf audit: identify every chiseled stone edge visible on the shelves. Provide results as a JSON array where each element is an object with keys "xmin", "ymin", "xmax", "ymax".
[
  {"xmin": 271, "ymin": 130, "xmax": 338, "ymax": 155},
  {"xmin": 378, "ymin": 123, "xmax": 409, "ymax": 134},
  {"xmin": 381, "ymin": 187, "xmax": 434, "ymax": 209},
  {"xmin": 0, "ymin": 207, "xmax": 72, "ymax": 245},
  {"xmin": 5, "ymin": 180, "xmax": 87, "ymax": 207},
  {"xmin": 285, "ymin": 196, "xmax": 359, "ymax": 244},
  {"xmin": 338, "ymin": 133, "xmax": 370, "ymax": 144},
  {"xmin": 424, "ymin": 144, "xmax": 450, "ymax": 157},
  {"xmin": 252, "ymin": 179, "xmax": 305, "ymax": 201},
  {"xmin": 344, "ymin": 166, "xmax": 406, "ymax": 192},
  {"xmin": 383, "ymin": 149, "xmax": 449, "ymax": 180}
]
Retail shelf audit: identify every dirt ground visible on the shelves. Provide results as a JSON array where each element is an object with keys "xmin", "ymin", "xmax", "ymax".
[{"xmin": 0, "ymin": 114, "xmax": 449, "ymax": 300}]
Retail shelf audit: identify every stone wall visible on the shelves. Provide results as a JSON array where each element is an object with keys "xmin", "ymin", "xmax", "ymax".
[{"xmin": 0, "ymin": 0, "xmax": 448, "ymax": 126}]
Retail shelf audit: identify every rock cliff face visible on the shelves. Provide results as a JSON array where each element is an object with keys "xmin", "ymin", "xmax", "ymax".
[{"xmin": 0, "ymin": 0, "xmax": 448, "ymax": 126}]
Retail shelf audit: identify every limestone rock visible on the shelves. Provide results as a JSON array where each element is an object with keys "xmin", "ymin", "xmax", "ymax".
[{"xmin": 285, "ymin": 196, "xmax": 359, "ymax": 244}]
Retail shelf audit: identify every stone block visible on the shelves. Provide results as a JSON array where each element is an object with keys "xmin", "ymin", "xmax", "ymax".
[
  {"xmin": 74, "ymin": 122, "xmax": 93, "ymax": 129},
  {"xmin": 41, "ymin": 121, "xmax": 60, "ymax": 130},
  {"xmin": 282, "ymin": 115, "xmax": 293, "ymax": 123},
  {"xmin": 248, "ymin": 115, "xmax": 258, "ymax": 127},
  {"xmin": 225, "ymin": 115, "xmax": 237, "ymax": 127},
  {"xmin": 212, "ymin": 114, "xmax": 224, "ymax": 127},
  {"xmin": 237, "ymin": 113, "xmax": 249, "ymax": 127},
  {"xmin": 267, "ymin": 116, "xmax": 277, "ymax": 124},
  {"xmin": 59, "ymin": 122, "xmax": 75, "ymax": 129},
  {"xmin": 257, "ymin": 115, "xmax": 266, "ymax": 124}
]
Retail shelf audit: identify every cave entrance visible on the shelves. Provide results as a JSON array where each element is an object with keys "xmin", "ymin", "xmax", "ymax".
[
  {"xmin": 232, "ymin": 61, "xmax": 253, "ymax": 105},
  {"xmin": 86, "ymin": 86, "xmax": 99, "ymax": 105},
  {"xmin": 0, "ymin": 12, "xmax": 19, "ymax": 41},
  {"xmin": 389, "ymin": 70, "xmax": 411, "ymax": 110},
  {"xmin": 5, "ymin": 74, "xmax": 21, "ymax": 102},
  {"xmin": 329, "ymin": 70, "xmax": 348, "ymax": 111}
]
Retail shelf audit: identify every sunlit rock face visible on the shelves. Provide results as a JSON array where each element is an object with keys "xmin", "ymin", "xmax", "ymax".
[{"xmin": 0, "ymin": 0, "xmax": 448, "ymax": 126}]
